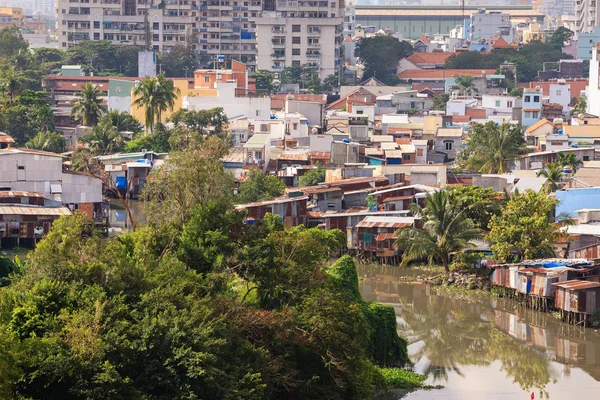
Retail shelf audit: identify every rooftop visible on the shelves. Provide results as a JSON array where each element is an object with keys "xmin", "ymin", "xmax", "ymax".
[
  {"xmin": 406, "ymin": 52, "xmax": 456, "ymax": 65},
  {"xmin": 397, "ymin": 69, "xmax": 496, "ymax": 80},
  {"xmin": 244, "ymin": 133, "xmax": 271, "ymax": 148},
  {"xmin": 356, "ymin": 216, "xmax": 416, "ymax": 229},
  {"xmin": 553, "ymin": 280, "xmax": 600, "ymax": 290},
  {"xmin": 0, "ymin": 205, "xmax": 71, "ymax": 216}
]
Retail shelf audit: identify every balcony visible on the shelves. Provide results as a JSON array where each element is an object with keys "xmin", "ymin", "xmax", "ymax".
[
  {"xmin": 307, "ymin": 27, "xmax": 321, "ymax": 34},
  {"xmin": 271, "ymin": 26, "xmax": 285, "ymax": 34},
  {"xmin": 306, "ymin": 51, "xmax": 320, "ymax": 58},
  {"xmin": 271, "ymin": 52, "xmax": 285, "ymax": 59},
  {"xmin": 271, "ymin": 39, "xmax": 285, "ymax": 45},
  {"xmin": 307, "ymin": 42, "xmax": 319, "ymax": 47},
  {"xmin": 272, "ymin": 64, "xmax": 284, "ymax": 70}
]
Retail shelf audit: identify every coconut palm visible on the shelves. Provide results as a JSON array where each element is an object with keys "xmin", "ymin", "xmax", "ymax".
[
  {"xmin": 461, "ymin": 121, "xmax": 527, "ymax": 174},
  {"xmin": 536, "ymin": 162, "xmax": 564, "ymax": 193},
  {"xmin": 556, "ymin": 152, "xmax": 583, "ymax": 173},
  {"xmin": 26, "ymin": 131, "xmax": 66, "ymax": 153},
  {"xmin": 132, "ymin": 74, "xmax": 180, "ymax": 133},
  {"xmin": 79, "ymin": 120, "xmax": 124, "ymax": 155},
  {"xmin": 71, "ymin": 82, "xmax": 106, "ymax": 126},
  {"xmin": 0, "ymin": 67, "xmax": 22, "ymax": 105},
  {"xmin": 102, "ymin": 110, "xmax": 143, "ymax": 133},
  {"xmin": 394, "ymin": 190, "xmax": 483, "ymax": 273}
]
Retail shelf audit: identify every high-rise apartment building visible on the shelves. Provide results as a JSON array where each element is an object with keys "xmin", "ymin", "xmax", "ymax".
[
  {"xmin": 576, "ymin": 0, "xmax": 598, "ymax": 34},
  {"xmin": 56, "ymin": 0, "xmax": 345, "ymax": 76},
  {"xmin": 254, "ymin": 0, "xmax": 344, "ymax": 79},
  {"xmin": 56, "ymin": 0, "xmax": 198, "ymax": 52},
  {"xmin": 196, "ymin": 0, "xmax": 261, "ymax": 70}
]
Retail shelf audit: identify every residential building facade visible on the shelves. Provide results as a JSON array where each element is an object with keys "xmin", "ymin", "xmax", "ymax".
[
  {"xmin": 255, "ymin": 1, "xmax": 344, "ymax": 79},
  {"xmin": 576, "ymin": 0, "xmax": 599, "ymax": 36}
]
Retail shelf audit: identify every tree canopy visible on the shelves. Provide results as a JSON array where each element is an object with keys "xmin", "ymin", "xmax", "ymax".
[
  {"xmin": 299, "ymin": 163, "xmax": 326, "ymax": 187},
  {"xmin": 488, "ymin": 190, "xmax": 564, "ymax": 261},
  {"xmin": 459, "ymin": 122, "xmax": 526, "ymax": 174},
  {"xmin": 355, "ymin": 36, "xmax": 413, "ymax": 83},
  {"xmin": 237, "ymin": 168, "xmax": 286, "ymax": 203}
]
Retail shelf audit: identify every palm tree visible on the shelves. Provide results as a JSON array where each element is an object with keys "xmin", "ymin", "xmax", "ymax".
[
  {"xmin": 102, "ymin": 110, "xmax": 143, "ymax": 133},
  {"xmin": 570, "ymin": 94, "xmax": 586, "ymax": 116},
  {"xmin": 556, "ymin": 152, "xmax": 583, "ymax": 173},
  {"xmin": 536, "ymin": 162, "xmax": 564, "ymax": 193},
  {"xmin": 26, "ymin": 131, "xmax": 65, "ymax": 153},
  {"xmin": 394, "ymin": 190, "xmax": 483, "ymax": 273},
  {"xmin": 71, "ymin": 82, "xmax": 106, "ymax": 126},
  {"xmin": 462, "ymin": 122, "xmax": 527, "ymax": 174},
  {"xmin": 79, "ymin": 120, "xmax": 124, "ymax": 155},
  {"xmin": 132, "ymin": 74, "xmax": 180, "ymax": 133}
]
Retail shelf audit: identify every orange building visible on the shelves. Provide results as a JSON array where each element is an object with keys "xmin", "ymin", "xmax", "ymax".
[{"xmin": 193, "ymin": 60, "xmax": 248, "ymax": 96}]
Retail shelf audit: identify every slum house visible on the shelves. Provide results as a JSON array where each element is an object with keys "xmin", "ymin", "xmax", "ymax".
[
  {"xmin": 563, "ymin": 209, "xmax": 600, "ymax": 259},
  {"xmin": 0, "ymin": 192, "xmax": 71, "ymax": 247},
  {"xmin": 236, "ymin": 196, "xmax": 308, "ymax": 228},
  {"xmin": 553, "ymin": 280, "xmax": 600, "ymax": 325},
  {"xmin": 301, "ymin": 187, "xmax": 344, "ymax": 212},
  {"xmin": 353, "ymin": 216, "xmax": 416, "ymax": 264}
]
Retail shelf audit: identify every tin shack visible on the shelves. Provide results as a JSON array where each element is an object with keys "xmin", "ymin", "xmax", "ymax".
[{"xmin": 553, "ymin": 280, "xmax": 600, "ymax": 317}]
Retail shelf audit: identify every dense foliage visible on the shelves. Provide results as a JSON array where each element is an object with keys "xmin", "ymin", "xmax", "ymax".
[
  {"xmin": 488, "ymin": 190, "xmax": 565, "ymax": 261},
  {"xmin": 355, "ymin": 36, "xmax": 413, "ymax": 83},
  {"xmin": 447, "ymin": 186, "xmax": 504, "ymax": 231},
  {"xmin": 459, "ymin": 122, "xmax": 526, "ymax": 174},
  {"xmin": 298, "ymin": 163, "xmax": 326, "ymax": 187},
  {"xmin": 238, "ymin": 168, "xmax": 286, "ymax": 203},
  {"xmin": 395, "ymin": 190, "xmax": 482, "ymax": 273},
  {"xmin": 0, "ymin": 143, "xmax": 410, "ymax": 398},
  {"xmin": 445, "ymin": 41, "xmax": 572, "ymax": 82}
]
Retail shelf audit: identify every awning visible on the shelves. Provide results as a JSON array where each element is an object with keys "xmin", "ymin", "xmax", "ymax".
[{"xmin": 50, "ymin": 184, "xmax": 62, "ymax": 194}]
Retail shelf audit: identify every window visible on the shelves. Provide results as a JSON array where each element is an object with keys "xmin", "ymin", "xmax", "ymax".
[
  {"xmin": 534, "ymin": 95, "xmax": 540, "ymax": 102},
  {"xmin": 403, "ymin": 154, "xmax": 411, "ymax": 161},
  {"xmin": 292, "ymin": 60, "xmax": 300, "ymax": 66},
  {"xmin": 94, "ymin": 32, "xmax": 100, "ymax": 40},
  {"xmin": 292, "ymin": 36, "xmax": 301, "ymax": 44},
  {"xmin": 556, "ymin": 90, "xmax": 562, "ymax": 95},
  {"xmin": 153, "ymin": 34, "xmax": 159, "ymax": 41},
  {"xmin": 153, "ymin": 22, "xmax": 159, "ymax": 30},
  {"xmin": 292, "ymin": 48, "xmax": 300, "ymax": 55},
  {"xmin": 532, "ymin": 111, "xmax": 539, "ymax": 118},
  {"xmin": 293, "ymin": 123, "xmax": 298, "ymax": 130},
  {"xmin": 204, "ymin": 75, "xmax": 210, "ymax": 82},
  {"xmin": 292, "ymin": 24, "xmax": 300, "ymax": 32},
  {"xmin": 444, "ymin": 141, "xmax": 453, "ymax": 151},
  {"xmin": 256, "ymin": 110, "xmax": 259, "ymax": 116},
  {"xmin": 94, "ymin": 21, "xmax": 99, "ymax": 28},
  {"xmin": 507, "ymin": 101, "xmax": 513, "ymax": 107},
  {"xmin": 525, "ymin": 95, "xmax": 531, "ymax": 102},
  {"xmin": 495, "ymin": 100, "xmax": 501, "ymax": 107},
  {"xmin": 417, "ymin": 148, "xmax": 423, "ymax": 156},
  {"xmin": 584, "ymin": 156, "xmax": 590, "ymax": 161}
]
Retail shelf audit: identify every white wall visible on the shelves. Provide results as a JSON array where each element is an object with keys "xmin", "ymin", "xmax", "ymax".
[
  {"xmin": 549, "ymin": 84, "xmax": 571, "ymax": 114},
  {"xmin": 184, "ymin": 82, "xmax": 272, "ymax": 120},
  {"xmin": 352, "ymin": 104, "xmax": 375, "ymax": 122},
  {"xmin": 285, "ymin": 100, "xmax": 323, "ymax": 126},
  {"xmin": 588, "ymin": 46, "xmax": 600, "ymax": 115},
  {"xmin": 62, "ymin": 172, "xmax": 103, "ymax": 204},
  {"xmin": 310, "ymin": 135, "xmax": 334, "ymax": 152},
  {"xmin": 446, "ymin": 100, "xmax": 467, "ymax": 116},
  {"xmin": 108, "ymin": 96, "xmax": 132, "ymax": 113},
  {"xmin": 481, "ymin": 95, "xmax": 519, "ymax": 114}
]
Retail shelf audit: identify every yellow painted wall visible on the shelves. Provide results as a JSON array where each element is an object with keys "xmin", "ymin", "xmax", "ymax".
[
  {"xmin": 130, "ymin": 79, "xmax": 190, "ymax": 126},
  {"xmin": 0, "ymin": 8, "xmax": 23, "ymax": 17}
]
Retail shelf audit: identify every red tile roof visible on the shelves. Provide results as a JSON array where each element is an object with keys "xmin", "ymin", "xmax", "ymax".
[
  {"xmin": 406, "ymin": 52, "xmax": 455, "ymax": 65},
  {"xmin": 397, "ymin": 69, "xmax": 496, "ymax": 80},
  {"xmin": 490, "ymin": 36, "xmax": 509, "ymax": 49},
  {"xmin": 418, "ymin": 35, "xmax": 431, "ymax": 44}
]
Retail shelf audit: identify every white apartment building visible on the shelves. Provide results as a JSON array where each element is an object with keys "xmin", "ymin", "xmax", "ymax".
[
  {"xmin": 196, "ymin": 0, "xmax": 262, "ymax": 69},
  {"xmin": 255, "ymin": 0, "xmax": 344, "ymax": 79},
  {"xmin": 55, "ymin": 0, "xmax": 198, "ymax": 52},
  {"xmin": 576, "ymin": 0, "xmax": 599, "ymax": 35},
  {"xmin": 587, "ymin": 44, "xmax": 600, "ymax": 115},
  {"xmin": 343, "ymin": 0, "xmax": 354, "ymax": 38},
  {"xmin": 469, "ymin": 10, "xmax": 515, "ymax": 43}
]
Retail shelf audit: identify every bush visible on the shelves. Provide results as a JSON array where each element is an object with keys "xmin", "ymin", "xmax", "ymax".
[{"xmin": 378, "ymin": 368, "xmax": 427, "ymax": 389}]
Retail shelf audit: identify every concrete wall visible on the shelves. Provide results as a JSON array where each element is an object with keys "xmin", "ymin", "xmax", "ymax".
[
  {"xmin": 472, "ymin": 175, "xmax": 510, "ymax": 193},
  {"xmin": 557, "ymin": 188, "xmax": 600, "ymax": 218},
  {"xmin": 62, "ymin": 172, "xmax": 103, "ymax": 204},
  {"xmin": 285, "ymin": 100, "xmax": 323, "ymax": 126},
  {"xmin": 184, "ymin": 82, "xmax": 271, "ymax": 120},
  {"xmin": 330, "ymin": 141, "xmax": 360, "ymax": 165}
]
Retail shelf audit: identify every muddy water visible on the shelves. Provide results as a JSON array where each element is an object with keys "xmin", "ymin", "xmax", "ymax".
[{"xmin": 359, "ymin": 265, "xmax": 600, "ymax": 400}]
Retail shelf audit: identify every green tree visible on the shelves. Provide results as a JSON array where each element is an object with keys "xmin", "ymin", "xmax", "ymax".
[
  {"xmin": 132, "ymin": 74, "xmax": 180, "ymax": 133},
  {"xmin": 26, "ymin": 131, "xmax": 66, "ymax": 153},
  {"xmin": 536, "ymin": 162, "xmax": 564, "ymax": 193},
  {"xmin": 547, "ymin": 27, "xmax": 574, "ymax": 51},
  {"xmin": 299, "ymin": 163, "xmax": 326, "ymax": 186},
  {"xmin": 355, "ymin": 36, "xmax": 413, "ymax": 83},
  {"xmin": 556, "ymin": 151, "xmax": 583, "ymax": 172},
  {"xmin": 79, "ymin": 120, "xmax": 124, "ymax": 155},
  {"xmin": 70, "ymin": 82, "xmax": 106, "ymax": 126},
  {"xmin": 159, "ymin": 44, "xmax": 196, "ymax": 77},
  {"xmin": 115, "ymin": 45, "xmax": 141, "ymax": 77},
  {"xmin": 570, "ymin": 94, "xmax": 587, "ymax": 116},
  {"xmin": 0, "ymin": 26, "xmax": 29, "ymax": 59},
  {"xmin": 306, "ymin": 74, "xmax": 323, "ymax": 94},
  {"xmin": 64, "ymin": 40, "xmax": 118, "ymax": 73},
  {"xmin": 169, "ymin": 107, "xmax": 228, "ymax": 136},
  {"xmin": 453, "ymin": 75, "xmax": 476, "ymax": 93},
  {"xmin": 237, "ymin": 168, "xmax": 285, "ymax": 203},
  {"xmin": 323, "ymin": 74, "xmax": 343, "ymax": 91},
  {"xmin": 0, "ymin": 67, "xmax": 24, "ymax": 105},
  {"xmin": 251, "ymin": 69, "xmax": 274, "ymax": 93},
  {"xmin": 102, "ymin": 110, "xmax": 143, "ymax": 133},
  {"xmin": 447, "ymin": 186, "xmax": 504, "ymax": 231},
  {"xmin": 394, "ymin": 190, "xmax": 483, "ymax": 273},
  {"xmin": 459, "ymin": 121, "xmax": 526, "ymax": 174},
  {"xmin": 488, "ymin": 190, "xmax": 564, "ymax": 261},
  {"xmin": 125, "ymin": 123, "xmax": 172, "ymax": 153},
  {"xmin": 432, "ymin": 93, "xmax": 449, "ymax": 111},
  {"xmin": 508, "ymin": 87, "xmax": 524, "ymax": 97}
]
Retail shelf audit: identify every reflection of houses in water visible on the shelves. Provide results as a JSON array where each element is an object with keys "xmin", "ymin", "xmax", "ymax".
[{"xmin": 492, "ymin": 307, "xmax": 600, "ymax": 381}]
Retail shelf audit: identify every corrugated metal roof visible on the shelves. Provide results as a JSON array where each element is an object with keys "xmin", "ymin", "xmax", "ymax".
[
  {"xmin": 236, "ymin": 196, "xmax": 308, "ymax": 208},
  {"xmin": 376, "ymin": 232, "xmax": 397, "ymax": 241},
  {"xmin": 302, "ymin": 187, "xmax": 343, "ymax": 194},
  {"xmin": 0, "ymin": 191, "xmax": 44, "ymax": 198},
  {"xmin": 385, "ymin": 150, "xmax": 404, "ymax": 158},
  {"xmin": 381, "ymin": 142, "xmax": 399, "ymax": 150},
  {"xmin": 553, "ymin": 280, "xmax": 600, "ymax": 290},
  {"xmin": 382, "ymin": 195, "xmax": 414, "ymax": 202},
  {"xmin": 243, "ymin": 133, "xmax": 271, "ymax": 148},
  {"xmin": 0, "ymin": 206, "xmax": 71, "ymax": 216},
  {"xmin": 278, "ymin": 152, "xmax": 309, "ymax": 161},
  {"xmin": 356, "ymin": 216, "xmax": 415, "ymax": 228}
]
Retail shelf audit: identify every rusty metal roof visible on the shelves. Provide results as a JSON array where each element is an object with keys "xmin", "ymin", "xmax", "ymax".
[
  {"xmin": 302, "ymin": 187, "xmax": 343, "ymax": 194},
  {"xmin": 236, "ymin": 196, "xmax": 308, "ymax": 208},
  {"xmin": 0, "ymin": 206, "xmax": 71, "ymax": 216},
  {"xmin": 552, "ymin": 280, "xmax": 600, "ymax": 290},
  {"xmin": 382, "ymin": 195, "xmax": 414, "ymax": 202},
  {"xmin": 376, "ymin": 232, "xmax": 397, "ymax": 241},
  {"xmin": 0, "ymin": 192, "xmax": 44, "ymax": 198},
  {"xmin": 356, "ymin": 216, "xmax": 415, "ymax": 229}
]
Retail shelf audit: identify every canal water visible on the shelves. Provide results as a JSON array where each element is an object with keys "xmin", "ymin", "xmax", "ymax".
[{"xmin": 359, "ymin": 265, "xmax": 600, "ymax": 400}]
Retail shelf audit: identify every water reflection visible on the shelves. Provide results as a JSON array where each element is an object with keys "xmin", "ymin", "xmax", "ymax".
[
  {"xmin": 107, "ymin": 199, "xmax": 146, "ymax": 234},
  {"xmin": 359, "ymin": 265, "xmax": 600, "ymax": 399}
]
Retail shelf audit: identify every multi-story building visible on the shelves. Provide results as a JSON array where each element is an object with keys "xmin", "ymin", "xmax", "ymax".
[
  {"xmin": 55, "ymin": 0, "xmax": 198, "ymax": 52},
  {"xmin": 255, "ymin": 0, "xmax": 344, "ymax": 80},
  {"xmin": 576, "ymin": 0, "xmax": 599, "ymax": 35},
  {"xmin": 469, "ymin": 9, "xmax": 515, "ymax": 43},
  {"xmin": 343, "ymin": 0, "xmax": 354, "ymax": 38},
  {"xmin": 196, "ymin": 0, "xmax": 261, "ymax": 70}
]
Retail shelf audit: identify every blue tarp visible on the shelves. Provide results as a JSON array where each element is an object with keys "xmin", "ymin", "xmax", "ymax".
[
  {"xmin": 115, "ymin": 176, "xmax": 127, "ymax": 189},
  {"xmin": 241, "ymin": 32, "xmax": 252, "ymax": 39}
]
